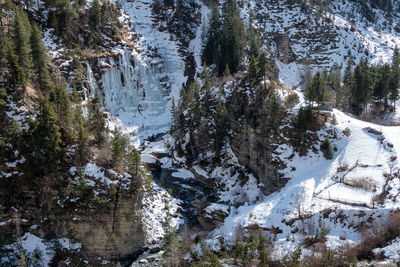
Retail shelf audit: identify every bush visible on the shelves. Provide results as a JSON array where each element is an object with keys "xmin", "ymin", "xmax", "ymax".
[
  {"xmin": 320, "ymin": 137, "xmax": 334, "ymax": 159},
  {"xmin": 343, "ymin": 127, "xmax": 351, "ymax": 136},
  {"xmin": 285, "ymin": 93, "xmax": 300, "ymax": 108},
  {"xmin": 345, "ymin": 177, "xmax": 376, "ymax": 192}
]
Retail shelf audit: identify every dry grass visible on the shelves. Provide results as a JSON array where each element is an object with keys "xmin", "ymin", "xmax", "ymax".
[
  {"xmin": 357, "ymin": 211, "xmax": 400, "ymax": 260},
  {"xmin": 344, "ymin": 177, "xmax": 376, "ymax": 192}
]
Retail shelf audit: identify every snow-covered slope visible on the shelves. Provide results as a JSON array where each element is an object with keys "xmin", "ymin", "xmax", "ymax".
[
  {"xmin": 208, "ymin": 107, "xmax": 400, "ymax": 253},
  {"xmin": 245, "ymin": 0, "xmax": 400, "ymax": 88}
]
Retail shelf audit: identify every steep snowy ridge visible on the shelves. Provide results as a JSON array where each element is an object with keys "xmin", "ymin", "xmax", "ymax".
[{"xmin": 245, "ymin": 0, "xmax": 400, "ymax": 88}]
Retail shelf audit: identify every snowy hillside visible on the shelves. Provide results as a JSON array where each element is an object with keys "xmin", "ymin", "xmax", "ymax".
[{"xmin": 3, "ymin": 0, "xmax": 400, "ymax": 265}]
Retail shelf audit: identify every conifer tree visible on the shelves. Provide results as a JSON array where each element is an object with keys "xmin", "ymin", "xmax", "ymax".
[
  {"xmin": 127, "ymin": 148, "xmax": 141, "ymax": 178},
  {"xmin": 248, "ymin": 56, "xmax": 258, "ymax": 85},
  {"xmin": 52, "ymin": 85, "xmax": 73, "ymax": 141},
  {"xmin": 215, "ymin": 100, "xmax": 229, "ymax": 155},
  {"xmin": 202, "ymin": 5, "xmax": 221, "ymax": 67},
  {"xmin": 170, "ymin": 97, "xmax": 178, "ymax": 134},
  {"xmin": 0, "ymin": 87, "xmax": 6, "ymax": 114},
  {"xmin": 88, "ymin": 92, "xmax": 106, "ymax": 144},
  {"xmin": 31, "ymin": 97, "xmax": 63, "ymax": 173},
  {"xmin": 90, "ymin": 0, "xmax": 102, "ymax": 28},
  {"xmin": 75, "ymin": 104, "xmax": 88, "ymax": 164},
  {"xmin": 6, "ymin": 46, "xmax": 26, "ymax": 89},
  {"xmin": 257, "ymin": 52, "xmax": 270, "ymax": 88},
  {"xmin": 248, "ymin": 23, "xmax": 260, "ymax": 59},
  {"xmin": 13, "ymin": 10, "xmax": 31, "ymax": 77},
  {"xmin": 220, "ymin": 0, "xmax": 244, "ymax": 75},
  {"xmin": 111, "ymin": 129, "xmax": 128, "ymax": 162},
  {"xmin": 305, "ymin": 71, "xmax": 326, "ymax": 111},
  {"xmin": 351, "ymin": 58, "xmax": 371, "ymax": 114},
  {"xmin": 30, "ymin": 24, "xmax": 53, "ymax": 92},
  {"xmin": 223, "ymin": 64, "xmax": 230, "ymax": 77},
  {"xmin": 389, "ymin": 48, "xmax": 400, "ymax": 107}
]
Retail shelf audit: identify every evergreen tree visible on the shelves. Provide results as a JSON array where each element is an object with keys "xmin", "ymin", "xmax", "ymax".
[
  {"xmin": 351, "ymin": 58, "xmax": 371, "ymax": 115},
  {"xmin": 215, "ymin": 100, "xmax": 229, "ymax": 155},
  {"xmin": 219, "ymin": 0, "xmax": 244, "ymax": 75},
  {"xmin": 305, "ymin": 71, "xmax": 326, "ymax": 110},
  {"xmin": 127, "ymin": 148, "xmax": 141, "ymax": 178},
  {"xmin": 89, "ymin": 0, "xmax": 102, "ymax": 28},
  {"xmin": 51, "ymin": 85, "xmax": 73, "ymax": 141},
  {"xmin": 6, "ymin": 46, "xmax": 26, "ymax": 89},
  {"xmin": 223, "ymin": 64, "xmax": 230, "ymax": 77},
  {"xmin": 110, "ymin": 129, "xmax": 128, "ymax": 162},
  {"xmin": 248, "ymin": 56, "xmax": 258, "ymax": 85},
  {"xmin": 202, "ymin": 5, "xmax": 221, "ymax": 67},
  {"xmin": 0, "ymin": 87, "xmax": 6, "ymax": 114},
  {"xmin": 13, "ymin": 10, "xmax": 31, "ymax": 78},
  {"xmin": 75, "ymin": 104, "xmax": 88, "ymax": 164},
  {"xmin": 389, "ymin": 48, "xmax": 400, "ymax": 107},
  {"xmin": 248, "ymin": 23, "xmax": 260, "ymax": 59},
  {"xmin": 372, "ymin": 64, "xmax": 390, "ymax": 106},
  {"xmin": 257, "ymin": 52, "xmax": 270, "ymax": 88},
  {"xmin": 269, "ymin": 91, "xmax": 281, "ymax": 128},
  {"xmin": 170, "ymin": 97, "xmax": 178, "ymax": 134},
  {"xmin": 30, "ymin": 23, "xmax": 53, "ymax": 92},
  {"xmin": 88, "ymin": 92, "xmax": 106, "ymax": 144},
  {"xmin": 31, "ymin": 97, "xmax": 63, "ymax": 173}
]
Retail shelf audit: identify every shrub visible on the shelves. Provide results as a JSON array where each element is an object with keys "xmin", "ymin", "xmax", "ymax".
[
  {"xmin": 285, "ymin": 93, "xmax": 300, "ymax": 108},
  {"xmin": 320, "ymin": 137, "xmax": 334, "ymax": 159},
  {"xmin": 345, "ymin": 177, "xmax": 376, "ymax": 192},
  {"xmin": 343, "ymin": 127, "xmax": 351, "ymax": 136}
]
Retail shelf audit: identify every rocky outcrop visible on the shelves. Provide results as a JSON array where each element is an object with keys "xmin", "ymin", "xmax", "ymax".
[
  {"xmin": 227, "ymin": 82, "xmax": 289, "ymax": 196},
  {"xmin": 53, "ymin": 190, "xmax": 146, "ymax": 262},
  {"xmin": 230, "ymin": 123, "xmax": 289, "ymax": 195},
  {"xmin": 274, "ymin": 33, "xmax": 295, "ymax": 64}
]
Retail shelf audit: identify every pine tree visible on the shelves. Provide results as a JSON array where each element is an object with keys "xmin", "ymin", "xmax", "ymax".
[
  {"xmin": 203, "ymin": 5, "xmax": 221, "ymax": 67},
  {"xmin": 215, "ymin": 100, "xmax": 229, "ymax": 155},
  {"xmin": 351, "ymin": 58, "xmax": 371, "ymax": 115},
  {"xmin": 0, "ymin": 87, "xmax": 6, "ymax": 114},
  {"xmin": 110, "ymin": 129, "xmax": 128, "ymax": 162},
  {"xmin": 170, "ymin": 97, "xmax": 178, "ymax": 134},
  {"xmin": 219, "ymin": 0, "xmax": 244, "ymax": 75},
  {"xmin": 127, "ymin": 148, "xmax": 141, "ymax": 178},
  {"xmin": 30, "ymin": 23, "xmax": 53, "ymax": 92},
  {"xmin": 13, "ymin": 10, "xmax": 31, "ymax": 78},
  {"xmin": 389, "ymin": 48, "xmax": 400, "ymax": 107},
  {"xmin": 248, "ymin": 56, "xmax": 258, "ymax": 85},
  {"xmin": 305, "ymin": 72, "xmax": 326, "ymax": 111},
  {"xmin": 223, "ymin": 64, "xmax": 230, "ymax": 77},
  {"xmin": 31, "ymin": 97, "xmax": 63, "ymax": 173},
  {"xmin": 257, "ymin": 52, "xmax": 270, "ymax": 88},
  {"xmin": 75, "ymin": 104, "xmax": 88, "ymax": 164},
  {"xmin": 51, "ymin": 85, "xmax": 73, "ymax": 141},
  {"xmin": 88, "ymin": 92, "xmax": 106, "ymax": 144},
  {"xmin": 269, "ymin": 91, "xmax": 281, "ymax": 128},
  {"xmin": 89, "ymin": 0, "xmax": 102, "ymax": 28},
  {"xmin": 6, "ymin": 46, "xmax": 26, "ymax": 89},
  {"xmin": 248, "ymin": 23, "xmax": 260, "ymax": 59}
]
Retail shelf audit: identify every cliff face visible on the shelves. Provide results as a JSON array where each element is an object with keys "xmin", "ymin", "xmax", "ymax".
[
  {"xmin": 65, "ymin": 191, "xmax": 146, "ymax": 261},
  {"xmin": 227, "ymin": 83, "xmax": 290, "ymax": 196},
  {"xmin": 230, "ymin": 123, "xmax": 289, "ymax": 195}
]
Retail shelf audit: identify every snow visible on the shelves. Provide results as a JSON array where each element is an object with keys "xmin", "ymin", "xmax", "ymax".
[
  {"xmin": 1, "ymin": 233, "xmax": 81, "ymax": 266},
  {"xmin": 374, "ymin": 237, "xmax": 400, "ymax": 260},
  {"xmin": 171, "ymin": 169, "xmax": 195, "ymax": 180},
  {"xmin": 141, "ymin": 182, "xmax": 183, "ymax": 245},
  {"xmin": 205, "ymin": 106, "xmax": 400, "ymax": 256},
  {"xmin": 88, "ymin": 0, "xmax": 189, "ymax": 143}
]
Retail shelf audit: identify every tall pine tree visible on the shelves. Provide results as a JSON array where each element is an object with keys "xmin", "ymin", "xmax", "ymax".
[
  {"xmin": 13, "ymin": 10, "xmax": 31, "ymax": 78},
  {"xmin": 30, "ymin": 24, "xmax": 53, "ymax": 92}
]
